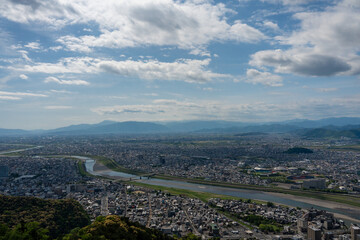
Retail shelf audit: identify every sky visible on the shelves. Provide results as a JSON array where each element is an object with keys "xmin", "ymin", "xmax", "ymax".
[{"xmin": 0, "ymin": 0, "xmax": 360, "ymax": 130}]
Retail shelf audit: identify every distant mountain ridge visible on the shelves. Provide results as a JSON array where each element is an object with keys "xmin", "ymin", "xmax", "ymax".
[
  {"xmin": 0, "ymin": 117, "xmax": 360, "ymax": 136},
  {"xmin": 303, "ymin": 127, "xmax": 360, "ymax": 139},
  {"xmin": 47, "ymin": 121, "xmax": 169, "ymax": 135},
  {"xmin": 0, "ymin": 128, "xmax": 30, "ymax": 136}
]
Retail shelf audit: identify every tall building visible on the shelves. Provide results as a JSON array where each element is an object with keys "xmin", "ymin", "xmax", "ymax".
[
  {"xmin": 308, "ymin": 226, "xmax": 321, "ymax": 240},
  {"xmin": 298, "ymin": 218, "xmax": 308, "ymax": 233},
  {"xmin": 351, "ymin": 225, "xmax": 360, "ymax": 240}
]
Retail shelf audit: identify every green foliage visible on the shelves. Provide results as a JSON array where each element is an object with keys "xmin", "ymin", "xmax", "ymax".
[
  {"xmin": 0, "ymin": 221, "xmax": 49, "ymax": 240},
  {"xmin": 174, "ymin": 233, "xmax": 201, "ymax": 240},
  {"xmin": 63, "ymin": 215, "xmax": 173, "ymax": 240},
  {"xmin": 243, "ymin": 215, "xmax": 268, "ymax": 226},
  {"xmin": 259, "ymin": 224, "xmax": 281, "ymax": 233},
  {"xmin": 242, "ymin": 215, "xmax": 282, "ymax": 233},
  {"xmin": 0, "ymin": 196, "xmax": 90, "ymax": 239},
  {"xmin": 77, "ymin": 160, "xmax": 89, "ymax": 177},
  {"xmin": 284, "ymin": 147, "xmax": 313, "ymax": 154},
  {"xmin": 266, "ymin": 202, "xmax": 274, "ymax": 208}
]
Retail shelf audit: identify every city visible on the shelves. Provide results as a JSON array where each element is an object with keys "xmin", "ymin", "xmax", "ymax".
[{"xmin": 1, "ymin": 133, "xmax": 359, "ymax": 239}]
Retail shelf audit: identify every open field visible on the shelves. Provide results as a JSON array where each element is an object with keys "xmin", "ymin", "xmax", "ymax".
[{"xmin": 329, "ymin": 145, "xmax": 360, "ymax": 152}]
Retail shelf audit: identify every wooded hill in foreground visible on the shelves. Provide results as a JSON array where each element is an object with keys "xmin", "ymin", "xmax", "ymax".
[
  {"xmin": 0, "ymin": 195, "xmax": 200, "ymax": 240},
  {"xmin": 0, "ymin": 195, "xmax": 90, "ymax": 238}
]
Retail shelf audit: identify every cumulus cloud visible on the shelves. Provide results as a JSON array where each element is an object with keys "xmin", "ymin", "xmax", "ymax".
[
  {"xmin": 250, "ymin": 50, "xmax": 351, "ymax": 76},
  {"xmin": 0, "ymin": 0, "xmax": 266, "ymax": 52},
  {"xmin": 245, "ymin": 69, "xmax": 283, "ymax": 86},
  {"xmin": 260, "ymin": 0, "xmax": 311, "ymax": 5},
  {"xmin": 44, "ymin": 76, "xmax": 90, "ymax": 86},
  {"xmin": 250, "ymin": 0, "xmax": 360, "ymax": 77},
  {"xmin": 11, "ymin": 57, "xmax": 99, "ymax": 74},
  {"xmin": 0, "ymin": 0, "xmax": 78, "ymax": 26},
  {"xmin": 12, "ymin": 57, "xmax": 229, "ymax": 83},
  {"xmin": 263, "ymin": 21, "xmax": 279, "ymax": 31},
  {"xmin": 99, "ymin": 58, "xmax": 228, "ymax": 83}
]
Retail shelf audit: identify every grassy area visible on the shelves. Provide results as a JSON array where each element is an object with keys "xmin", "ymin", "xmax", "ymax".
[
  {"xmin": 126, "ymin": 181, "xmax": 265, "ymax": 204},
  {"xmin": 329, "ymin": 145, "xmax": 360, "ymax": 152},
  {"xmin": 91, "ymin": 156, "xmax": 144, "ymax": 176},
  {"xmin": 215, "ymin": 208, "xmax": 254, "ymax": 229},
  {"xmin": 77, "ymin": 160, "xmax": 89, "ymax": 177},
  {"xmin": 0, "ymin": 152, "xmax": 23, "ymax": 156},
  {"xmin": 151, "ymin": 174, "xmax": 360, "ymax": 208}
]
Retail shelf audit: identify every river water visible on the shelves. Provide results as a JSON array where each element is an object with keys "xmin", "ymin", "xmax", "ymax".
[
  {"xmin": 81, "ymin": 156, "xmax": 360, "ymax": 224},
  {"xmin": 0, "ymin": 146, "xmax": 43, "ymax": 155}
]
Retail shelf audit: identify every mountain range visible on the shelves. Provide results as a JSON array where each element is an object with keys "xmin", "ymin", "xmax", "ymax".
[{"xmin": 1, "ymin": 117, "xmax": 360, "ymax": 138}]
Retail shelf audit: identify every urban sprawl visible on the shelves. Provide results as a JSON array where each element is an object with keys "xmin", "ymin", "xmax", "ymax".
[{"xmin": 0, "ymin": 134, "xmax": 360, "ymax": 240}]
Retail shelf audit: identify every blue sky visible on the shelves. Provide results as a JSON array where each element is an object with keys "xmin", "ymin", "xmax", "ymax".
[{"xmin": 0, "ymin": 0, "xmax": 360, "ymax": 129}]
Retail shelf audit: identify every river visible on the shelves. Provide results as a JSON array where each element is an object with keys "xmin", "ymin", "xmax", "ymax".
[
  {"xmin": 0, "ymin": 146, "xmax": 43, "ymax": 155},
  {"xmin": 80, "ymin": 156, "xmax": 360, "ymax": 224}
]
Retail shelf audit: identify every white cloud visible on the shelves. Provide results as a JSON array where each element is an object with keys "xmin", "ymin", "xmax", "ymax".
[
  {"xmin": 44, "ymin": 76, "xmax": 90, "ymax": 86},
  {"xmin": 250, "ymin": 49, "xmax": 351, "ymax": 76},
  {"xmin": 44, "ymin": 105, "xmax": 72, "ymax": 110},
  {"xmin": 260, "ymin": 0, "xmax": 311, "ymax": 6},
  {"xmin": 12, "ymin": 57, "xmax": 99, "ymax": 74},
  {"xmin": 24, "ymin": 42, "xmax": 41, "ymax": 50},
  {"xmin": 92, "ymin": 99, "xmax": 207, "ymax": 118},
  {"xmin": 49, "ymin": 46, "xmax": 63, "ymax": 51},
  {"xmin": 50, "ymin": 89, "xmax": 73, "ymax": 94},
  {"xmin": 143, "ymin": 93, "xmax": 158, "ymax": 97},
  {"xmin": 0, "ymin": 0, "xmax": 79, "ymax": 27},
  {"xmin": 91, "ymin": 96, "xmax": 360, "ymax": 122},
  {"xmin": 317, "ymin": 88, "xmax": 338, "ymax": 92},
  {"xmin": 0, "ymin": 90, "xmax": 47, "ymax": 101},
  {"xmin": 19, "ymin": 74, "xmax": 28, "ymax": 79},
  {"xmin": 250, "ymin": 0, "xmax": 360, "ymax": 77},
  {"xmin": 17, "ymin": 50, "xmax": 31, "ymax": 62},
  {"xmin": 189, "ymin": 48, "xmax": 211, "ymax": 57},
  {"xmin": 263, "ymin": 21, "xmax": 279, "ymax": 31},
  {"xmin": 0, "ymin": 0, "xmax": 266, "ymax": 52},
  {"xmin": 98, "ymin": 58, "xmax": 228, "ymax": 83},
  {"xmin": 202, "ymin": 87, "xmax": 214, "ymax": 91},
  {"xmin": 228, "ymin": 20, "xmax": 266, "ymax": 43},
  {"xmin": 245, "ymin": 69, "xmax": 283, "ymax": 87},
  {"xmin": 13, "ymin": 57, "xmax": 229, "ymax": 83},
  {"xmin": 0, "ymin": 95, "xmax": 21, "ymax": 100}
]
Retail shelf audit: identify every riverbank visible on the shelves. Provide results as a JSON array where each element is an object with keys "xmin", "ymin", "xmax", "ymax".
[
  {"xmin": 268, "ymin": 192, "xmax": 360, "ymax": 224},
  {"xmin": 90, "ymin": 156, "xmax": 360, "ymax": 208},
  {"xmin": 83, "ymin": 156, "xmax": 360, "ymax": 223}
]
